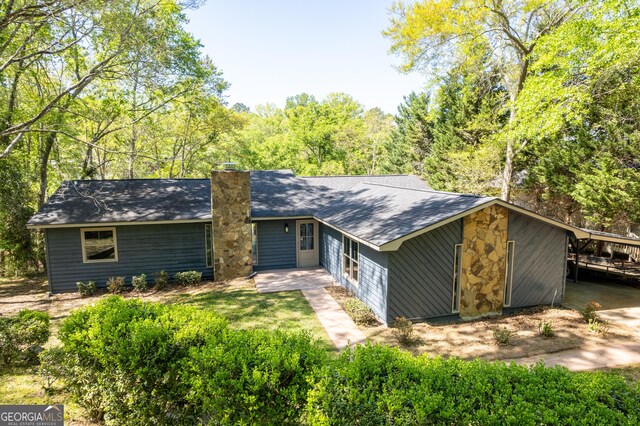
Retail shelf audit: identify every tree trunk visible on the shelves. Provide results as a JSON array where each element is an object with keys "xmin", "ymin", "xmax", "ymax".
[{"xmin": 38, "ymin": 130, "xmax": 56, "ymax": 208}]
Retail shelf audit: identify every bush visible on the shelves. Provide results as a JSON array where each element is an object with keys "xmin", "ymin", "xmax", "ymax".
[
  {"xmin": 153, "ymin": 270, "xmax": 169, "ymax": 290},
  {"xmin": 392, "ymin": 317, "xmax": 415, "ymax": 345},
  {"xmin": 106, "ymin": 276, "xmax": 125, "ymax": 294},
  {"xmin": 588, "ymin": 318, "xmax": 610, "ymax": 335},
  {"xmin": 0, "ymin": 309, "xmax": 50, "ymax": 367},
  {"xmin": 305, "ymin": 343, "xmax": 640, "ymax": 425},
  {"xmin": 538, "ymin": 320, "xmax": 554, "ymax": 338},
  {"xmin": 344, "ymin": 298, "xmax": 377, "ymax": 326},
  {"xmin": 43, "ymin": 297, "xmax": 326, "ymax": 425},
  {"xmin": 76, "ymin": 281, "xmax": 96, "ymax": 297},
  {"xmin": 579, "ymin": 300, "xmax": 602, "ymax": 323},
  {"xmin": 173, "ymin": 270, "xmax": 202, "ymax": 286},
  {"xmin": 131, "ymin": 273, "xmax": 149, "ymax": 291},
  {"xmin": 493, "ymin": 327, "xmax": 512, "ymax": 345}
]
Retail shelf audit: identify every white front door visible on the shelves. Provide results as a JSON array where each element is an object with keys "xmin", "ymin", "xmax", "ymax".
[{"xmin": 297, "ymin": 220, "xmax": 319, "ymax": 267}]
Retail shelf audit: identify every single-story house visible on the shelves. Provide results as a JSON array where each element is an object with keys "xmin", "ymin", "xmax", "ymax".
[{"xmin": 27, "ymin": 169, "xmax": 639, "ymax": 323}]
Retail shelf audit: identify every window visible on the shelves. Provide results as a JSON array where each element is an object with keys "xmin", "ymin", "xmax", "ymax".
[
  {"xmin": 452, "ymin": 244, "xmax": 462, "ymax": 313},
  {"xmin": 252, "ymin": 223, "xmax": 258, "ymax": 265},
  {"xmin": 504, "ymin": 241, "xmax": 515, "ymax": 307},
  {"xmin": 205, "ymin": 224, "xmax": 213, "ymax": 268},
  {"xmin": 299, "ymin": 222, "xmax": 315, "ymax": 250},
  {"xmin": 81, "ymin": 227, "xmax": 117, "ymax": 263},
  {"xmin": 343, "ymin": 235, "xmax": 359, "ymax": 284}
]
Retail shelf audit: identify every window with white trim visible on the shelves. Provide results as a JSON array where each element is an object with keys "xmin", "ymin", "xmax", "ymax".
[
  {"xmin": 504, "ymin": 241, "xmax": 515, "ymax": 307},
  {"xmin": 205, "ymin": 224, "xmax": 213, "ymax": 268},
  {"xmin": 342, "ymin": 235, "xmax": 359, "ymax": 284},
  {"xmin": 452, "ymin": 244, "xmax": 462, "ymax": 313},
  {"xmin": 81, "ymin": 227, "xmax": 118, "ymax": 263}
]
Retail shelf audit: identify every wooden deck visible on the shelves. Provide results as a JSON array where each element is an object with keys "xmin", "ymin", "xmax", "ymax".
[{"xmin": 568, "ymin": 254, "xmax": 640, "ymax": 279}]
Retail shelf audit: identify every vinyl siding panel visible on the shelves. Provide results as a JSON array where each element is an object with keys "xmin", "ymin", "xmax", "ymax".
[
  {"xmin": 252, "ymin": 220, "xmax": 297, "ymax": 271},
  {"xmin": 320, "ymin": 224, "xmax": 388, "ymax": 322},
  {"xmin": 387, "ymin": 219, "xmax": 463, "ymax": 321},
  {"xmin": 46, "ymin": 223, "xmax": 213, "ymax": 293},
  {"xmin": 508, "ymin": 211, "xmax": 567, "ymax": 307}
]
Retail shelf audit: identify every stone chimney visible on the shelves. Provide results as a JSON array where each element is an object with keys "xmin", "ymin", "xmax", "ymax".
[{"xmin": 211, "ymin": 169, "xmax": 252, "ymax": 281}]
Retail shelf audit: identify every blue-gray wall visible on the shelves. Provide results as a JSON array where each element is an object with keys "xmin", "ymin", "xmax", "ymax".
[
  {"xmin": 252, "ymin": 219, "xmax": 297, "ymax": 271},
  {"xmin": 507, "ymin": 211, "xmax": 567, "ymax": 306},
  {"xmin": 320, "ymin": 224, "xmax": 388, "ymax": 322},
  {"xmin": 387, "ymin": 219, "xmax": 463, "ymax": 322},
  {"xmin": 46, "ymin": 223, "xmax": 213, "ymax": 292}
]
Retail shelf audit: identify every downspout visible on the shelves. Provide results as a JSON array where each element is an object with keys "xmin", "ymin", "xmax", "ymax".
[{"xmin": 44, "ymin": 229, "xmax": 53, "ymax": 296}]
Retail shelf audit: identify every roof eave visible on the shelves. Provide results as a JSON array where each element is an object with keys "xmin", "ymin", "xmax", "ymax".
[{"xmin": 27, "ymin": 218, "xmax": 212, "ymax": 229}]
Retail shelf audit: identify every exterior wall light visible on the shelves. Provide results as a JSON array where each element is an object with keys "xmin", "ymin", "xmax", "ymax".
[{"xmin": 284, "ymin": 223, "xmax": 289, "ymax": 233}]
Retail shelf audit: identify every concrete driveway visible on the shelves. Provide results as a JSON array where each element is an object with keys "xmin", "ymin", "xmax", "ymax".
[{"xmin": 564, "ymin": 279, "xmax": 640, "ymax": 334}]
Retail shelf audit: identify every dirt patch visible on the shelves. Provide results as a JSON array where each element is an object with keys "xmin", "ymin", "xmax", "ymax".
[
  {"xmin": 326, "ymin": 286, "xmax": 639, "ymax": 361},
  {"xmin": 0, "ymin": 276, "xmax": 246, "ymax": 325}
]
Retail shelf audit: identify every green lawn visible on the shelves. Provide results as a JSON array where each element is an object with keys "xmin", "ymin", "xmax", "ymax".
[
  {"xmin": 0, "ymin": 367, "xmax": 95, "ymax": 425},
  {"xmin": 166, "ymin": 282, "xmax": 333, "ymax": 350}
]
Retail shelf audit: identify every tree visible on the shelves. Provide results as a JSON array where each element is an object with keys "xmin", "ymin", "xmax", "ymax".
[
  {"xmin": 516, "ymin": 0, "xmax": 640, "ymax": 231},
  {"xmin": 384, "ymin": 0, "xmax": 581, "ymax": 200}
]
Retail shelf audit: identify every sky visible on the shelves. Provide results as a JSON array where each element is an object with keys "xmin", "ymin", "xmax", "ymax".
[{"xmin": 185, "ymin": 0, "xmax": 428, "ymax": 114}]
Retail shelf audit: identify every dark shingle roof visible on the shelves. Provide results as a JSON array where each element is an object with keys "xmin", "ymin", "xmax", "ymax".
[
  {"xmin": 315, "ymin": 183, "xmax": 494, "ymax": 247},
  {"xmin": 31, "ymin": 170, "xmax": 481, "ymax": 247},
  {"xmin": 249, "ymin": 171, "xmax": 431, "ymax": 218},
  {"xmin": 28, "ymin": 179, "xmax": 211, "ymax": 226}
]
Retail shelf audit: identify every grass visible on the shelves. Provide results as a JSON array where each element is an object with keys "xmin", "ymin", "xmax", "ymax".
[
  {"xmin": 167, "ymin": 282, "xmax": 333, "ymax": 350},
  {"xmin": 0, "ymin": 366, "xmax": 96, "ymax": 425}
]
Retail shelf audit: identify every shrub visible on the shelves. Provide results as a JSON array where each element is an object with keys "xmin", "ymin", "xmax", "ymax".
[
  {"xmin": 43, "ymin": 297, "xmax": 326, "ymax": 425},
  {"xmin": 305, "ymin": 343, "xmax": 640, "ymax": 425},
  {"xmin": 0, "ymin": 309, "xmax": 50, "ymax": 367},
  {"xmin": 493, "ymin": 327, "xmax": 512, "ymax": 345},
  {"xmin": 76, "ymin": 281, "xmax": 96, "ymax": 296},
  {"xmin": 579, "ymin": 300, "xmax": 602, "ymax": 323},
  {"xmin": 344, "ymin": 298, "xmax": 378, "ymax": 326},
  {"xmin": 173, "ymin": 270, "xmax": 202, "ymax": 286},
  {"xmin": 153, "ymin": 270, "xmax": 169, "ymax": 290},
  {"xmin": 392, "ymin": 316, "xmax": 415, "ymax": 345},
  {"xmin": 131, "ymin": 273, "xmax": 149, "ymax": 291},
  {"xmin": 183, "ymin": 329, "xmax": 327, "ymax": 424},
  {"xmin": 538, "ymin": 320, "xmax": 554, "ymax": 338},
  {"xmin": 106, "ymin": 276, "xmax": 125, "ymax": 294},
  {"xmin": 588, "ymin": 318, "xmax": 610, "ymax": 335}
]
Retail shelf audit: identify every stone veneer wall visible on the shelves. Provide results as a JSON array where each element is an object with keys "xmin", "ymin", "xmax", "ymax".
[
  {"xmin": 211, "ymin": 170, "xmax": 253, "ymax": 281},
  {"xmin": 460, "ymin": 205, "xmax": 508, "ymax": 319}
]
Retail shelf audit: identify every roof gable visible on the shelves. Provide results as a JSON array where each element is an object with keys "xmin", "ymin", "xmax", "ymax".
[{"xmin": 315, "ymin": 183, "xmax": 494, "ymax": 248}]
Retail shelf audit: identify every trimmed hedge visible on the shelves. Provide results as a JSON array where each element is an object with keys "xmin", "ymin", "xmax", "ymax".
[
  {"xmin": 0, "ymin": 309, "xmax": 50, "ymax": 367},
  {"xmin": 305, "ymin": 343, "xmax": 640, "ymax": 425},
  {"xmin": 43, "ymin": 299, "xmax": 639, "ymax": 425},
  {"xmin": 45, "ymin": 297, "xmax": 326, "ymax": 425}
]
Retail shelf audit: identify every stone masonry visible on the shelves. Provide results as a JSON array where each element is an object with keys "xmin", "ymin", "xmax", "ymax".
[
  {"xmin": 211, "ymin": 170, "xmax": 253, "ymax": 281},
  {"xmin": 460, "ymin": 205, "xmax": 508, "ymax": 319}
]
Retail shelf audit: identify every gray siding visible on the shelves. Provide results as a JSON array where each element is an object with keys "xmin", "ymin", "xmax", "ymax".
[
  {"xmin": 387, "ymin": 219, "xmax": 463, "ymax": 321},
  {"xmin": 46, "ymin": 223, "xmax": 213, "ymax": 292},
  {"xmin": 320, "ymin": 224, "xmax": 388, "ymax": 322},
  {"xmin": 253, "ymin": 219, "xmax": 297, "ymax": 271},
  {"xmin": 508, "ymin": 211, "xmax": 567, "ymax": 307}
]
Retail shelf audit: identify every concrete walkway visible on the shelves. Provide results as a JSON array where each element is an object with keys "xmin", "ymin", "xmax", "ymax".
[
  {"xmin": 255, "ymin": 267, "xmax": 334, "ymax": 293},
  {"xmin": 255, "ymin": 268, "xmax": 366, "ymax": 350},
  {"xmin": 508, "ymin": 342, "xmax": 640, "ymax": 371}
]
